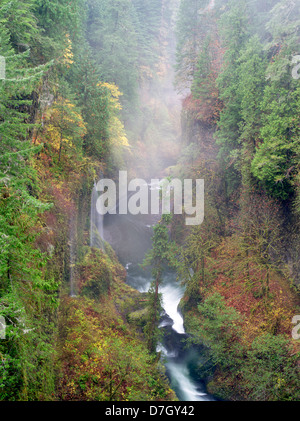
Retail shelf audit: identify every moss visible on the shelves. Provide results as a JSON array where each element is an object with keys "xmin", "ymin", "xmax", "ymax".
[
  {"xmin": 127, "ymin": 307, "xmax": 149, "ymax": 327},
  {"xmin": 78, "ymin": 248, "xmax": 112, "ymax": 299},
  {"xmin": 56, "ymin": 288, "xmax": 175, "ymax": 401}
]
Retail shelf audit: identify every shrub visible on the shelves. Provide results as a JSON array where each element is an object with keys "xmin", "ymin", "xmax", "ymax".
[{"xmin": 79, "ymin": 249, "xmax": 112, "ymax": 299}]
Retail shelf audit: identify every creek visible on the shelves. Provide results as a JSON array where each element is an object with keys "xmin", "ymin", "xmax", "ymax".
[
  {"xmin": 88, "ymin": 0, "xmax": 216, "ymax": 397},
  {"xmin": 126, "ymin": 264, "xmax": 215, "ymax": 401},
  {"xmin": 100, "ymin": 192, "xmax": 216, "ymax": 402}
]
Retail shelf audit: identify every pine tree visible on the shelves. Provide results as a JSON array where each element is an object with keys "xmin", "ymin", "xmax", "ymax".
[
  {"xmin": 175, "ymin": 0, "xmax": 208, "ymax": 92},
  {"xmin": 251, "ymin": 0, "xmax": 300, "ymax": 199},
  {"xmin": 237, "ymin": 35, "xmax": 267, "ymax": 191},
  {"xmin": 0, "ymin": 10, "xmax": 56, "ymax": 400},
  {"xmin": 87, "ymin": 0, "xmax": 139, "ymax": 115},
  {"xmin": 216, "ymin": 0, "xmax": 249, "ymax": 157},
  {"xmin": 132, "ymin": 0, "xmax": 162, "ymax": 68}
]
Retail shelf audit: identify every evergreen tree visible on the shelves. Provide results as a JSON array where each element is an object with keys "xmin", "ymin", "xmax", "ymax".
[
  {"xmin": 191, "ymin": 31, "xmax": 222, "ymax": 125},
  {"xmin": 251, "ymin": 0, "xmax": 300, "ymax": 199},
  {"xmin": 175, "ymin": 0, "xmax": 209, "ymax": 92},
  {"xmin": 237, "ymin": 35, "xmax": 267, "ymax": 191},
  {"xmin": 216, "ymin": 0, "xmax": 249, "ymax": 157},
  {"xmin": 87, "ymin": 0, "xmax": 139, "ymax": 115},
  {"xmin": 132, "ymin": 0, "xmax": 162, "ymax": 68},
  {"xmin": 33, "ymin": 0, "xmax": 86, "ymax": 61}
]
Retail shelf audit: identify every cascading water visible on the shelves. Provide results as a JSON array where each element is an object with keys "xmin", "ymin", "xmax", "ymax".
[
  {"xmin": 126, "ymin": 264, "xmax": 215, "ymax": 402},
  {"xmin": 103, "ymin": 179, "xmax": 216, "ymax": 402},
  {"xmin": 90, "ymin": 177, "xmax": 105, "ymax": 250},
  {"xmin": 90, "ymin": 1, "xmax": 217, "ymax": 398},
  {"xmin": 159, "ymin": 281, "xmax": 185, "ymax": 334},
  {"xmin": 69, "ymin": 215, "xmax": 77, "ymax": 297}
]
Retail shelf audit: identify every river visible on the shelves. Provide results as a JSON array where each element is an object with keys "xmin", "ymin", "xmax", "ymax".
[
  {"xmin": 126, "ymin": 263, "xmax": 215, "ymax": 402},
  {"xmin": 102, "ymin": 201, "xmax": 215, "ymax": 402},
  {"xmin": 89, "ymin": 0, "xmax": 216, "ymax": 397}
]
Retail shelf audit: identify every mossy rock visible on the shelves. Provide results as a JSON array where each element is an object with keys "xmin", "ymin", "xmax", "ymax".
[
  {"xmin": 79, "ymin": 248, "xmax": 112, "ymax": 299},
  {"xmin": 127, "ymin": 307, "xmax": 149, "ymax": 327}
]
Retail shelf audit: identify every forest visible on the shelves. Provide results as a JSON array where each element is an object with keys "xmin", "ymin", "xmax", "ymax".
[{"xmin": 0, "ymin": 0, "xmax": 299, "ymax": 403}]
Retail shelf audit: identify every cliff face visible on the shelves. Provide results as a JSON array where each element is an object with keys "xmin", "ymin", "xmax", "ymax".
[
  {"xmin": 181, "ymin": 105, "xmax": 300, "ymax": 287},
  {"xmin": 33, "ymin": 143, "xmax": 176, "ymax": 401},
  {"xmin": 172, "ymin": 92, "xmax": 300, "ymax": 402}
]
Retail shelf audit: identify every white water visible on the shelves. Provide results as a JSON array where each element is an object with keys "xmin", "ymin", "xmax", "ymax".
[
  {"xmin": 164, "ymin": 361, "xmax": 210, "ymax": 401},
  {"xmin": 69, "ymin": 205, "xmax": 79, "ymax": 297},
  {"xmin": 126, "ymin": 266, "xmax": 214, "ymax": 402},
  {"xmin": 69, "ymin": 216, "xmax": 77, "ymax": 297},
  {"xmin": 156, "ymin": 344, "xmax": 177, "ymax": 358},
  {"xmin": 158, "ymin": 278, "xmax": 213, "ymax": 401},
  {"xmin": 90, "ymin": 178, "xmax": 104, "ymax": 250},
  {"xmin": 159, "ymin": 282, "xmax": 185, "ymax": 334}
]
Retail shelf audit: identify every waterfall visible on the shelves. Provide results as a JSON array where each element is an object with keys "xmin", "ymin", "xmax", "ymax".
[
  {"xmin": 90, "ymin": 177, "xmax": 105, "ymax": 250},
  {"xmin": 159, "ymin": 282, "xmax": 185, "ymax": 334},
  {"xmin": 125, "ymin": 265, "xmax": 216, "ymax": 401},
  {"xmin": 69, "ymin": 214, "xmax": 77, "ymax": 297}
]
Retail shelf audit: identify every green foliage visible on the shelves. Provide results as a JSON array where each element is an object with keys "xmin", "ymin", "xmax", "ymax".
[
  {"xmin": 1, "ymin": 0, "xmax": 299, "ymax": 403},
  {"xmin": 242, "ymin": 334, "xmax": 300, "ymax": 401},
  {"xmin": 215, "ymin": 0, "xmax": 249, "ymax": 157},
  {"xmin": 0, "ymin": 2, "xmax": 62, "ymax": 398},
  {"xmin": 171, "ymin": 0, "xmax": 300, "ymax": 402},
  {"xmin": 188, "ymin": 293, "xmax": 244, "ymax": 370},
  {"xmin": 175, "ymin": 0, "xmax": 210, "ymax": 91},
  {"xmin": 143, "ymin": 285, "xmax": 164, "ymax": 354},
  {"xmin": 179, "ymin": 0, "xmax": 300, "ymax": 204},
  {"xmin": 132, "ymin": 0, "xmax": 162, "ymax": 67},
  {"xmin": 251, "ymin": 83, "xmax": 300, "ymax": 199},
  {"xmin": 237, "ymin": 36, "xmax": 267, "ymax": 187},
  {"xmin": 87, "ymin": 0, "xmax": 139, "ymax": 113},
  {"xmin": 0, "ymin": 0, "xmax": 85, "ymax": 401},
  {"xmin": 69, "ymin": 52, "xmax": 111, "ymax": 159},
  {"xmin": 265, "ymin": 0, "xmax": 300, "ymax": 51},
  {"xmin": 0, "ymin": 0, "xmax": 38, "ymax": 48},
  {"xmin": 187, "ymin": 294, "xmax": 299, "ymax": 400},
  {"xmin": 79, "ymin": 249, "xmax": 112, "ymax": 299},
  {"xmin": 33, "ymin": 0, "xmax": 85, "ymax": 60},
  {"xmin": 57, "ymin": 297, "xmax": 174, "ymax": 401},
  {"xmin": 148, "ymin": 214, "xmax": 178, "ymax": 268},
  {"xmin": 178, "ymin": 224, "xmax": 217, "ymax": 308},
  {"xmin": 191, "ymin": 34, "xmax": 217, "ymax": 101}
]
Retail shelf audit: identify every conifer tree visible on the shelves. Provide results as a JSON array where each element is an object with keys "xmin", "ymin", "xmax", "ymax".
[
  {"xmin": 175, "ymin": 0, "xmax": 208, "ymax": 91},
  {"xmin": 87, "ymin": 0, "xmax": 139, "ymax": 114}
]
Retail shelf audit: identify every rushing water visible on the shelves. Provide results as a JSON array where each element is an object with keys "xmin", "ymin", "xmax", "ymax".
[
  {"xmin": 85, "ymin": 0, "xmax": 217, "ymax": 399},
  {"xmin": 159, "ymin": 281, "xmax": 185, "ymax": 334},
  {"xmin": 126, "ymin": 264, "xmax": 215, "ymax": 401},
  {"xmin": 96, "ymin": 178, "xmax": 216, "ymax": 402},
  {"xmin": 90, "ymin": 178, "xmax": 105, "ymax": 250},
  {"xmin": 69, "ymin": 214, "xmax": 77, "ymax": 297}
]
